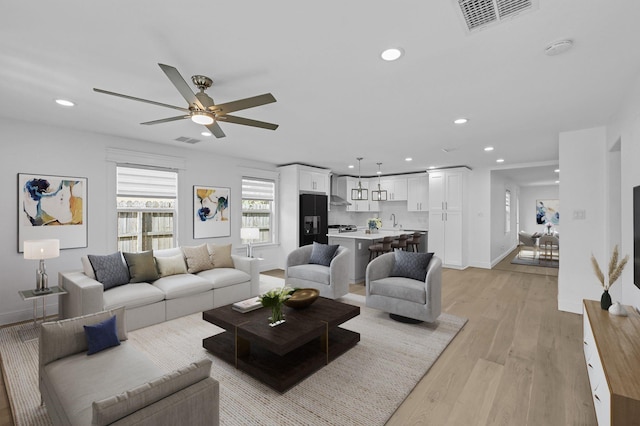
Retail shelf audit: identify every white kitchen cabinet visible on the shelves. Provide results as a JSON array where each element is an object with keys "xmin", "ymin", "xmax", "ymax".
[
  {"xmin": 428, "ymin": 168, "xmax": 467, "ymax": 268},
  {"xmin": 407, "ymin": 174, "xmax": 429, "ymax": 211},
  {"xmin": 299, "ymin": 169, "xmax": 329, "ymax": 194},
  {"xmin": 379, "ymin": 176, "xmax": 408, "ymax": 201}
]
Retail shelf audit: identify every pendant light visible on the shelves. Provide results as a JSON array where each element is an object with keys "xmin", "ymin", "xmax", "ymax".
[
  {"xmin": 371, "ymin": 162, "xmax": 387, "ymax": 201},
  {"xmin": 351, "ymin": 157, "xmax": 368, "ymax": 201}
]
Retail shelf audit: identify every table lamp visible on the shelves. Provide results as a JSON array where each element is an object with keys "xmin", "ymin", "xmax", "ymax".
[
  {"xmin": 240, "ymin": 228, "xmax": 260, "ymax": 258},
  {"xmin": 23, "ymin": 239, "xmax": 60, "ymax": 294}
]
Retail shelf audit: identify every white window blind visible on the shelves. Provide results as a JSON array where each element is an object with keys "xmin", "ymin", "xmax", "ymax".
[
  {"xmin": 242, "ymin": 178, "xmax": 275, "ymax": 200},
  {"xmin": 117, "ymin": 166, "xmax": 178, "ymax": 199}
]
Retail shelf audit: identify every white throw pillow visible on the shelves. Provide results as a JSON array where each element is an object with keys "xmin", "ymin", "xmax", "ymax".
[{"xmin": 155, "ymin": 254, "xmax": 188, "ymax": 277}]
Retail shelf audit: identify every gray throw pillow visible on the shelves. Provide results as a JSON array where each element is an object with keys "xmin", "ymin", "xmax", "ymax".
[
  {"xmin": 390, "ymin": 250, "xmax": 434, "ymax": 282},
  {"xmin": 308, "ymin": 242, "xmax": 340, "ymax": 266},
  {"xmin": 123, "ymin": 250, "xmax": 159, "ymax": 283},
  {"xmin": 88, "ymin": 252, "xmax": 130, "ymax": 290}
]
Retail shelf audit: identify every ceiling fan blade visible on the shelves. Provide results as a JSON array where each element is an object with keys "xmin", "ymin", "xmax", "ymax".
[
  {"xmin": 93, "ymin": 88, "xmax": 191, "ymax": 113},
  {"xmin": 140, "ymin": 115, "xmax": 190, "ymax": 125},
  {"xmin": 210, "ymin": 93, "xmax": 276, "ymax": 115},
  {"xmin": 218, "ymin": 114, "xmax": 279, "ymax": 130},
  {"xmin": 158, "ymin": 63, "xmax": 205, "ymax": 110},
  {"xmin": 205, "ymin": 122, "xmax": 226, "ymax": 138}
]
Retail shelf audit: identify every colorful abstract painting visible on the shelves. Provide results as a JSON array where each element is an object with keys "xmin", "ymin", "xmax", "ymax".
[
  {"xmin": 18, "ymin": 173, "xmax": 87, "ymax": 251},
  {"xmin": 193, "ymin": 186, "xmax": 230, "ymax": 238},
  {"xmin": 536, "ymin": 199, "xmax": 560, "ymax": 225}
]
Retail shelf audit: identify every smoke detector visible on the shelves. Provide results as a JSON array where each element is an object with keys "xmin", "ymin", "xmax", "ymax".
[
  {"xmin": 456, "ymin": 0, "xmax": 539, "ymax": 33},
  {"xmin": 545, "ymin": 39, "xmax": 574, "ymax": 56}
]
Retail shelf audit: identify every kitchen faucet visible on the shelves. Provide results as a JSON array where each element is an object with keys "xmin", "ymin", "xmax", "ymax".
[{"xmin": 390, "ymin": 213, "xmax": 397, "ymax": 227}]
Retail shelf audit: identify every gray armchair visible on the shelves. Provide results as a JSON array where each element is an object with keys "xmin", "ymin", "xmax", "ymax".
[
  {"xmin": 285, "ymin": 245, "xmax": 350, "ymax": 299},
  {"xmin": 365, "ymin": 253, "xmax": 442, "ymax": 323}
]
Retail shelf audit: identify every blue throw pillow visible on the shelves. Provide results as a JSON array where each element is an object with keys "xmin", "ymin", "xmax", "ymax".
[
  {"xmin": 84, "ymin": 315, "xmax": 120, "ymax": 355},
  {"xmin": 390, "ymin": 250, "xmax": 434, "ymax": 282},
  {"xmin": 88, "ymin": 252, "xmax": 130, "ymax": 290},
  {"xmin": 308, "ymin": 242, "xmax": 340, "ymax": 266}
]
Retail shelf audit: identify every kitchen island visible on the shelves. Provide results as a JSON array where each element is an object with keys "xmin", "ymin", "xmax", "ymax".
[{"xmin": 328, "ymin": 230, "xmax": 404, "ymax": 284}]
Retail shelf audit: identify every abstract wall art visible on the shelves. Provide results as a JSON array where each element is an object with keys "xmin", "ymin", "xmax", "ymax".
[
  {"xmin": 193, "ymin": 186, "xmax": 230, "ymax": 238},
  {"xmin": 536, "ymin": 199, "xmax": 560, "ymax": 226},
  {"xmin": 18, "ymin": 173, "xmax": 88, "ymax": 251}
]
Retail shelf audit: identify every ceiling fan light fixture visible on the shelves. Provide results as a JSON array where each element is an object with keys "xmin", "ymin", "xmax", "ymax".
[{"xmin": 191, "ymin": 112, "xmax": 214, "ymax": 125}]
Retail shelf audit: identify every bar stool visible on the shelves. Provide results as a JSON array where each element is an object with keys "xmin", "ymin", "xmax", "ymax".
[
  {"xmin": 391, "ymin": 234, "xmax": 409, "ymax": 251},
  {"xmin": 406, "ymin": 232, "xmax": 423, "ymax": 252},
  {"xmin": 368, "ymin": 236, "xmax": 394, "ymax": 261}
]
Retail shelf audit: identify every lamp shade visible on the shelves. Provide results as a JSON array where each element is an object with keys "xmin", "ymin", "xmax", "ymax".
[
  {"xmin": 241, "ymin": 227, "xmax": 260, "ymax": 240},
  {"xmin": 23, "ymin": 239, "xmax": 60, "ymax": 260}
]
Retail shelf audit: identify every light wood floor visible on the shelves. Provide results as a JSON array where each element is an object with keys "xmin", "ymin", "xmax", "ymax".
[{"xmin": 0, "ymin": 260, "xmax": 594, "ymax": 425}]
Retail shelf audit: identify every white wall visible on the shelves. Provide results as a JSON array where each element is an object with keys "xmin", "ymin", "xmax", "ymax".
[
  {"xmin": 519, "ymin": 185, "xmax": 560, "ymax": 235},
  {"xmin": 0, "ymin": 118, "xmax": 282, "ymax": 325},
  {"xmin": 557, "ymin": 127, "xmax": 607, "ymax": 313}
]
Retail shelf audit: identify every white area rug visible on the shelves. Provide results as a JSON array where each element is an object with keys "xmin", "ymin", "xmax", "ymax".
[{"xmin": 0, "ymin": 276, "xmax": 466, "ymax": 426}]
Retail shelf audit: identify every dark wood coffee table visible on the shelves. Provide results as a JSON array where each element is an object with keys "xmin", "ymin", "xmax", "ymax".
[{"xmin": 202, "ymin": 297, "xmax": 360, "ymax": 392}]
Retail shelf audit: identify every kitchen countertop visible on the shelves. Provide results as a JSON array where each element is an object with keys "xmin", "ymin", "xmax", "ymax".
[{"xmin": 327, "ymin": 230, "xmax": 404, "ymax": 240}]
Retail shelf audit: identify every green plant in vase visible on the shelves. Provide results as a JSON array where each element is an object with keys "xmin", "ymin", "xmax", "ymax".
[
  {"xmin": 259, "ymin": 287, "xmax": 295, "ymax": 326},
  {"xmin": 590, "ymin": 245, "xmax": 629, "ymax": 310}
]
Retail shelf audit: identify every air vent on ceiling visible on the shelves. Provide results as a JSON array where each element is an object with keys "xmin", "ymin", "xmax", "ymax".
[
  {"xmin": 174, "ymin": 136, "xmax": 201, "ymax": 144},
  {"xmin": 456, "ymin": 0, "xmax": 538, "ymax": 33}
]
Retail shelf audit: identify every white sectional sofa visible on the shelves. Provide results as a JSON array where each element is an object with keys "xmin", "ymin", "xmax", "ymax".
[
  {"xmin": 39, "ymin": 307, "xmax": 219, "ymax": 425},
  {"xmin": 59, "ymin": 244, "xmax": 260, "ymax": 331}
]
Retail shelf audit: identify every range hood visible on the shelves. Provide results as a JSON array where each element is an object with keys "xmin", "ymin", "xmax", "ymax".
[{"xmin": 329, "ymin": 174, "xmax": 351, "ymax": 206}]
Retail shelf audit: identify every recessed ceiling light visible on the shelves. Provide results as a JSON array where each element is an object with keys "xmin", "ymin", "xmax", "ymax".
[
  {"xmin": 381, "ymin": 48, "xmax": 404, "ymax": 61},
  {"xmin": 348, "ymin": 164, "xmax": 355, "ymax": 169},
  {"xmin": 428, "ymin": 166, "xmax": 436, "ymax": 169},
  {"xmin": 376, "ymin": 170, "xmax": 382, "ymax": 175},
  {"xmin": 554, "ymin": 169, "xmax": 560, "ymax": 173},
  {"xmin": 55, "ymin": 99, "xmax": 75, "ymax": 107},
  {"xmin": 454, "ymin": 118, "xmax": 468, "ymax": 125},
  {"xmin": 496, "ymin": 158, "xmax": 505, "ymax": 163},
  {"xmin": 201, "ymin": 131, "xmax": 212, "ymax": 137},
  {"xmin": 555, "ymin": 180, "xmax": 560, "ymax": 184},
  {"xmin": 405, "ymin": 157, "xmax": 413, "ymax": 162},
  {"xmin": 484, "ymin": 146, "xmax": 494, "ymax": 152}
]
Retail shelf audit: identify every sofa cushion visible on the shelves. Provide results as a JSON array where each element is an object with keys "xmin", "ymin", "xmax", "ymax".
[
  {"xmin": 182, "ymin": 244, "xmax": 214, "ymax": 273},
  {"xmin": 370, "ymin": 277, "xmax": 427, "ymax": 304},
  {"xmin": 287, "ymin": 264, "xmax": 330, "ymax": 285},
  {"xmin": 102, "ymin": 283, "xmax": 165, "ymax": 311},
  {"xmin": 153, "ymin": 274, "xmax": 212, "ymax": 299},
  {"xmin": 390, "ymin": 250, "xmax": 433, "ymax": 282},
  {"xmin": 308, "ymin": 242, "xmax": 339, "ymax": 267},
  {"xmin": 43, "ymin": 342, "xmax": 164, "ymax": 426},
  {"xmin": 40, "ymin": 307, "xmax": 128, "ymax": 366},
  {"xmin": 197, "ymin": 268, "xmax": 251, "ymax": 289},
  {"xmin": 153, "ymin": 247, "xmax": 184, "ymax": 258},
  {"xmin": 84, "ymin": 315, "xmax": 120, "ymax": 355},
  {"xmin": 123, "ymin": 250, "xmax": 159, "ymax": 283},
  {"xmin": 155, "ymin": 254, "xmax": 188, "ymax": 277},
  {"xmin": 92, "ymin": 358, "xmax": 212, "ymax": 426},
  {"xmin": 88, "ymin": 252, "xmax": 130, "ymax": 290},
  {"xmin": 81, "ymin": 255, "xmax": 96, "ymax": 279},
  {"xmin": 207, "ymin": 243, "xmax": 234, "ymax": 268}
]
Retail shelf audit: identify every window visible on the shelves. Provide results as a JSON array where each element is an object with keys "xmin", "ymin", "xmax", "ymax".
[
  {"xmin": 505, "ymin": 189, "xmax": 511, "ymax": 234},
  {"xmin": 116, "ymin": 166, "xmax": 178, "ymax": 252},
  {"xmin": 241, "ymin": 177, "xmax": 275, "ymax": 244}
]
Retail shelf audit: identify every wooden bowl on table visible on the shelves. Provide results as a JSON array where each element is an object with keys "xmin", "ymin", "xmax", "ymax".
[{"xmin": 284, "ymin": 288, "xmax": 320, "ymax": 309}]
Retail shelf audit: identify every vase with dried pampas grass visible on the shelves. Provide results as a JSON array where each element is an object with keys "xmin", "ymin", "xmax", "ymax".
[{"xmin": 591, "ymin": 245, "xmax": 629, "ymax": 310}]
